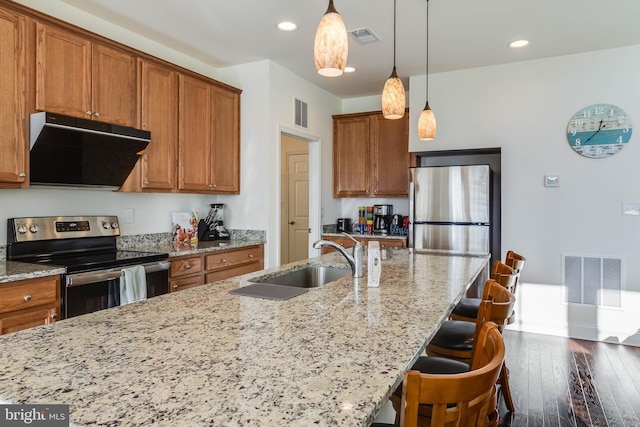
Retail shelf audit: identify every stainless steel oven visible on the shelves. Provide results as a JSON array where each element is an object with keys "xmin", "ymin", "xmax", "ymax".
[
  {"xmin": 64, "ymin": 260, "xmax": 170, "ymax": 318},
  {"xmin": 7, "ymin": 215, "xmax": 170, "ymax": 319}
]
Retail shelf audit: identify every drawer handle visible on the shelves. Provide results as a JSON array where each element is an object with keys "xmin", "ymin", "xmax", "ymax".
[
  {"xmin": 185, "ymin": 265, "xmax": 192, "ymax": 269},
  {"xmin": 50, "ymin": 313, "xmax": 58, "ymax": 320},
  {"xmin": 221, "ymin": 259, "xmax": 227, "ymax": 263},
  {"xmin": 24, "ymin": 295, "xmax": 32, "ymax": 302},
  {"xmin": 172, "ymin": 283, "xmax": 178, "ymax": 289},
  {"xmin": 248, "ymin": 254, "xmax": 254, "ymax": 258}
]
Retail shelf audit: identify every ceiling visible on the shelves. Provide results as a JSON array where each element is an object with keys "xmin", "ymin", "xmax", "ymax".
[{"xmin": 59, "ymin": 0, "xmax": 640, "ymax": 99}]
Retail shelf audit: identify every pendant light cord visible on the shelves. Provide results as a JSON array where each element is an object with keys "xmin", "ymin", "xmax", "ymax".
[
  {"xmin": 426, "ymin": 0, "xmax": 429, "ymax": 101},
  {"xmin": 393, "ymin": 0, "xmax": 397, "ymax": 68}
]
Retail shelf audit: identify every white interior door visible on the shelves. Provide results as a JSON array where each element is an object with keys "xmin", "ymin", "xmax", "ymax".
[{"xmin": 287, "ymin": 152, "xmax": 309, "ymax": 263}]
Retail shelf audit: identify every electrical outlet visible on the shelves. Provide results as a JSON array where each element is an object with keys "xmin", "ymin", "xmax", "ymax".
[
  {"xmin": 124, "ymin": 208, "xmax": 135, "ymax": 223},
  {"xmin": 622, "ymin": 201, "xmax": 640, "ymax": 216}
]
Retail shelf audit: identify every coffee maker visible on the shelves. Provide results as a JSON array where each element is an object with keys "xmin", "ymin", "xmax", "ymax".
[
  {"xmin": 198, "ymin": 204, "xmax": 230, "ymax": 241},
  {"xmin": 373, "ymin": 204, "xmax": 392, "ymax": 234}
]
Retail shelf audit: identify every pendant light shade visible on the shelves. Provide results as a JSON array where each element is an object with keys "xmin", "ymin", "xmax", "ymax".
[
  {"xmin": 418, "ymin": 101, "xmax": 436, "ymax": 140},
  {"xmin": 382, "ymin": 0, "xmax": 405, "ymax": 119},
  {"xmin": 419, "ymin": 0, "xmax": 436, "ymax": 140},
  {"xmin": 314, "ymin": 0, "xmax": 348, "ymax": 77}
]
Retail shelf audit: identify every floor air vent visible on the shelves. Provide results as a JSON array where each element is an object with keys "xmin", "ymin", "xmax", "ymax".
[
  {"xmin": 563, "ymin": 254, "xmax": 622, "ymax": 307},
  {"xmin": 295, "ymin": 98, "xmax": 308, "ymax": 128}
]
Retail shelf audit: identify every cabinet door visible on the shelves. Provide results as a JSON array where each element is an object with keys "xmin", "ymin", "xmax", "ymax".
[
  {"xmin": 35, "ymin": 22, "xmax": 91, "ymax": 119},
  {"xmin": 140, "ymin": 60, "xmax": 178, "ymax": 190},
  {"xmin": 0, "ymin": 305, "xmax": 58, "ymax": 335},
  {"xmin": 370, "ymin": 113, "xmax": 409, "ymax": 196},
  {"xmin": 178, "ymin": 74, "xmax": 212, "ymax": 192},
  {"xmin": 91, "ymin": 43, "xmax": 137, "ymax": 126},
  {"xmin": 0, "ymin": 9, "xmax": 28, "ymax": 187},
  {"xmin": 333, "ymin": 116, "xmax": 370, "ymax": 197},
  {"xmin": 210, "ymin": 86, "xmax": 240, "ymax": 193}
]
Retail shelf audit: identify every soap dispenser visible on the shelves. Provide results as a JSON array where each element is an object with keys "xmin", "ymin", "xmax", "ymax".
[{"xmin": 367, "ymin": 241, "xmax": 381, "ymax": 287}]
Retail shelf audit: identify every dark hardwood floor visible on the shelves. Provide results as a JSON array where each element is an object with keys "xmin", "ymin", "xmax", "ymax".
[{"xmin": 497, "ymin": 330, "xmax": 640, "ymax": 427}]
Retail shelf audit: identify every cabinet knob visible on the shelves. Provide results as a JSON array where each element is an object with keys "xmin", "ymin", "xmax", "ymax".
[
  {"xmin": 143, "ymin": 181, "xmax": 149, "ymax": 185},
  {"xmin": 185, "ymin": 264, "xmax": 191, "ymax": 269},
  {"xmin": 248, "ymin": 254, "xmax": 254, "ymax": 258},
  {"xmin": 86, "ymin": 111, "xmax": 92, "ymax": 116},
  {"xmin": 19, "ymin": 173, "xmax": 26, "ymax": 178},
  {"xmin": 50, "ymin": 313, "xmax": 58, "ymax": 320},
  {"xmin": 24, "ymin": 295, "xmax": 32, "ymax": 302},
  {"xmin": 289, "ymin": 221, "xmax": 295, "ymax": 225},
  {"xmin": 365, "ymin": 189, "xmax": 369, "ymax": 193},
  {"xmin": 221, "ymin": 259, "xmax": 227, "ymax": 263},
  {"xmin": 172, "ymin": 283, "xmax": 178, "ymax": 289},
  {"xmin": 94, "ymin": 112, "xmax": 100, "ymax": 118}
]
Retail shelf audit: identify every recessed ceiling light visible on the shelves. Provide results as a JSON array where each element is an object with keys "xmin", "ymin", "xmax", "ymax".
[
  {"xmin": 508, "ymin": 39, "xmax": 529, "ymax": 48},
  {"xmin": 277, "ymin": 21, "xmax": 298, "ymax": 32},
  {"xmin": 344, "ymin": 66, "xmax": 356, "ymax": 73}
]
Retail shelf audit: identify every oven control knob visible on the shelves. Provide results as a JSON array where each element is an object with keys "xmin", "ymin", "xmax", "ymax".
[
  {"xmin": 17, "ymin": 224, "xmax": 27, "ymax": 234},
  {"xmin": 102, "ymin": 222, "xmax": 111, "ymax": 229},
  {"xmin": 111, "ymin": 221, "xmax": 119, "ymax": 229},
  {"xmin": 29, "ymin": 224, "xmax": 38, "ymax": 233}
]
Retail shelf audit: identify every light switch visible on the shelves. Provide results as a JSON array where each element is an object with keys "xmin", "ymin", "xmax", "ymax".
[
  {"xmin": 124, "ymin": 208, "xmax": 135, "ymax": 223},
  {"xmin": 622, "ymin": 201, "xmax": 640, "ymax": 216}
]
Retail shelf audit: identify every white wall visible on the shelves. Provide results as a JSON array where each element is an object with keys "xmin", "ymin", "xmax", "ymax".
[{"xmin": 408, "ymin": 45, "xmax": 640, "ymax": 344}]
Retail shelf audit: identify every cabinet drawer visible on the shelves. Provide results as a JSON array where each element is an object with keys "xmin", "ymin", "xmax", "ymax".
[
  {"xmin": 205, "ymin": 246, "xmax": 263, "ymax": 272},
  {"xmin": 0, "ymin": 277, "xmax": 59, "ymax": 315},
  {"xmin": 205, "ymin": 261, "xmax": 263, "ymax": 284},
  {"xmin": 170, "ymin": 255, "xmax": 203, "ymax": 278},
  {"xmin": 170, "ymin": 274, "xmax": 204, "ymax": 292},
  {"xmin": 0, "ymin": 305, "xmax": 58, "ymax": 335}
]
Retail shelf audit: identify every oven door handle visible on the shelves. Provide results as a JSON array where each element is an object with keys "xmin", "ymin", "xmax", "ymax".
[{"xmin": 66, "ymin": 261, "xmax": 171, "ymax": 287}]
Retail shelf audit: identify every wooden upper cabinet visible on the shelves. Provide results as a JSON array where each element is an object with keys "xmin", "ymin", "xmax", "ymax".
[
  {"xmin": 178, "ymin": 74, "xmax": 212, "ymax": 192},
  {"xmin": 178, "ymin": 74, "xmax": 241, "ymax": 194},
  {"xmin": 333, "ymin": 110, "xmax": 409, "ymax": 198},
  {"xmin": 35, "ymin": 22, "xmax": 137, "ymax": 126},
  {"xmin": 333, "ymin": 115, "xmax": 370, "ymax": 197},
  {"xmin": 211, "ymin": 86, "xmax": 240, "ymax": 193},
  {"xmin": 139, "ymin": 59, "xmax": 178, "ymax": 191},
  {"xmin": 370, "ymin": 113, "xmax": 409, "ymax": 196},
  {"xmin": 0, "ymin": 8, "xmax": 28, "ymax": 187}
]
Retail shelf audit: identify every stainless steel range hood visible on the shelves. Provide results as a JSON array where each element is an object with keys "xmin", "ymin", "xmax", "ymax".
[{"xmin": 29, "ymin": 112, "xmax": 150, "ymax": 189}]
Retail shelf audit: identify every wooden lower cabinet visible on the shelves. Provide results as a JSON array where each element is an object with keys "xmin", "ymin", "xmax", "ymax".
[
  {"xmin": 169, "ymin": 245, "xmax": 264, "ymax": 292},
  {"xmin": 319, "ymin": 235, "xmax": 406, "ymax": 255},
  {"xmin": 0, "ymin": 275, "xmax": 60, "ymax": 335}
]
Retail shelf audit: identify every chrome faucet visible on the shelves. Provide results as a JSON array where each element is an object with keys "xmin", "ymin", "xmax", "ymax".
[{"xmin": 313, "ymin": 233, "xmax": 363, "ymax": 278}]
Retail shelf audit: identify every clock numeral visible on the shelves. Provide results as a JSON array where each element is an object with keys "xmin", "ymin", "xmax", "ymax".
[
  {"xmin": 609, "ymin": 108, "xmax": 615, "ymax": 116},
  {"xmin": 594, "ymin": 106, "xmax": 605, "ymax": 115},
  {"xmin": 583, "ymin": 110, "xmax": 591, "ymax": 118},
  {"xmin": 618, "ymin": 115, "xmax": 626, "ymax": 123},
  {"xmin": 622, "ymin": 127, "xmax": 629, "ymax": 133},
  {"xmin": 574, "ymin": 119, "xmax": 584, "ymax": 127},
  {"xmin": 617, "ymin": 136, "xmax": 624, "ymax": 144},
  {"xmin": 574, "ymin": 138, "xmax": 581, "ymax": 146},
  {"xmin": 570, "ymin": 129, "xmax": 577, "ymax": 136}
]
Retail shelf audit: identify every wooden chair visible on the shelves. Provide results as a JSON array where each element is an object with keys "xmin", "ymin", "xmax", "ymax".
[
  {"xmin": 426, "ymin": 280, "xmax": 516, "ymax": 412},
  {"xmin": 450, "ymin": 261, "xmax": 517, "ymax": 323},
  {"xmin": 374, "ymin": 322, "xmax": 506, "ymax": 427}
]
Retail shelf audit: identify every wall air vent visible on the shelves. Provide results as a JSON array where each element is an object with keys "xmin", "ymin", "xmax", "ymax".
[
  {"xmin": 295, "ymin": 98, "xmax": 308, "ymax": 128},
  {"xmin": 562, "ymin": 253, "xmax": 623, "ymax": 307},
  {"xmin": 348, "ymin": 27, "xmax": 381, "ymax": 44}
]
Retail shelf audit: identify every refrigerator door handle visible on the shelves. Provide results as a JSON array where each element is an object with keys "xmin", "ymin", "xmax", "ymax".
[{"xmin": 408, "ymin": 180, "xmax": 415, "ymax": 249}]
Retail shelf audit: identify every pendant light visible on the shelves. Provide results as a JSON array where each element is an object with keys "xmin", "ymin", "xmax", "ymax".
[
  {"xmin": 418, "ymin": 0, "xmax": 436, "ymax": 140},
  {"xmin": 314, "ymin": 0, "xmax": 348, "ymax": 77},
  {"xmin": 381, "ymin": 0, "xmax": 405, "ymax": 119}
]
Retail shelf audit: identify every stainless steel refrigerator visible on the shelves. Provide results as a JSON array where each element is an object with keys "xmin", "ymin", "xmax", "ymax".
[{"xmin": 409, "ymin": 165, "xmax": 491, "ymax": 256}]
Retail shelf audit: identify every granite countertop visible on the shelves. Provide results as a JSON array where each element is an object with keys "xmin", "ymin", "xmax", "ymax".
[
  {"xmin": 0, "ymin": 250, "xmax": 488, "ymax": 426},
  {"xmin": 165, "ymin": 239, "xmax": 266, "ymax": 257},
  {"xmin": 322, "ymin": 232, "xmax": 407, "ymax": 241},
  {"xmin": 0, "ymin": 261, "xmax": 65, "ymax": 284}
]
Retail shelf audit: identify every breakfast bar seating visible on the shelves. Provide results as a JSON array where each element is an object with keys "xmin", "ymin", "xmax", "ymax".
[{"xmin": 372, "ymin": 322, "xmax": 506, "ymax": 427}]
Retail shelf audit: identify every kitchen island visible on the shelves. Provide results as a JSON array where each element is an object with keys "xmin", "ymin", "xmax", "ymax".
[{"xmin": 0, "ymin": 249, "xmax": 488, "ymax": 426}]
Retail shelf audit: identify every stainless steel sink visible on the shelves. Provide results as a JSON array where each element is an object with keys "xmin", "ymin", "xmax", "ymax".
[{"xmin": 249, "ymin": 264, "xmax": 351, "ymax": 288}]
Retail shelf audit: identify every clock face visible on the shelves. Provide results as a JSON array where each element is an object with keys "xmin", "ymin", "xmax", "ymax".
[{"xmin": 567, "ymin": 103, "xmax": 633, "ymax": 158}]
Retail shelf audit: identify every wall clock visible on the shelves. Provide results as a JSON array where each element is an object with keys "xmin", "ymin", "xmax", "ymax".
[{"xmin": 566, "ymin": 103, "xmax": 633, "ymax": 158}]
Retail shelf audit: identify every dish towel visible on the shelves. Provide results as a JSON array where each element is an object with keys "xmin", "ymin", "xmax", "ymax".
[{"xmin": 120, "ymin": 265, "xmax": 147, "ymax": 305}]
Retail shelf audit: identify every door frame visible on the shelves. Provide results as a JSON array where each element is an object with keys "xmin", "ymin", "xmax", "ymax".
[{"xmin": 278, "ymin": 125, "xmax": 321, "ymax": 266}]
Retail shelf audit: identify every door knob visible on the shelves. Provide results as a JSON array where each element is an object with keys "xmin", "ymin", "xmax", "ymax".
[{"xmin": 289, "ymin": 221, "xmax": 296, "ymax": 225}]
